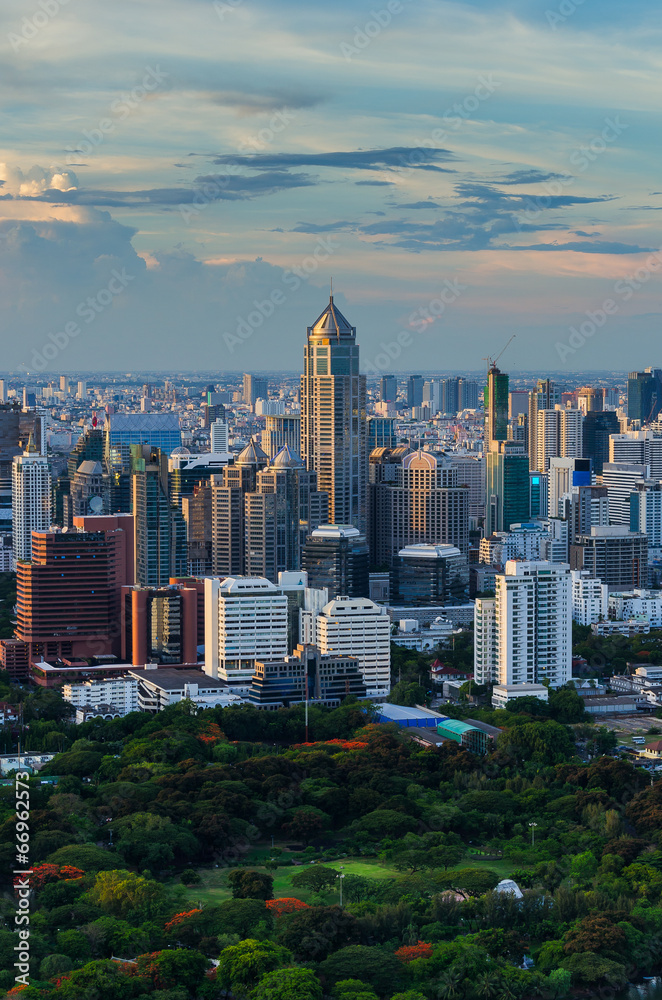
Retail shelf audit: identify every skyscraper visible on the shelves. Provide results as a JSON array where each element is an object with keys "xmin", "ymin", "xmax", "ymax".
[
  {"xmin": 406, "ymin": 375, "xmax": 424, "ymax": 409},
  {"xmin": 131, "ymin": 446, "xmax": 186, "ymax": 586},
  {"xmin": 371, "ymin": 450, "xmax": 469, "ymax": 566},
  {"xmin": 379, "ymin": 375, "xmax": 397, "ymax": 402},
  {"xmin": 243, "ymin": 374, "xmax": 269, "ymax": 407},
  {"xmin": 261, "ymin": 414, "xmax": 301, "ymax": 460},
  {"xmin": 474, "ymin": 560, "xmax": 572, "ymax": 689},
  {"xmin": 583, "ymin": 410, "xmax": 619, "ymax": 475},
  {"xmin": 484, "ymin": 366, "xmax": 509, "ymax": 451},
  {"xmin": 528, "ymin": 379, "xmax": 561, "ymax": 470},
  {"xmin": 204, "ymin": 576, "xmax": 288, "ymax": 691},
  {"xmin": 628, "ymin": 369, "xmax": 662, "ymax": 424},
  {"xmin": 12, "ymin": 441, "xmax": 51, "ymax": 562},
  {"xmin": 302, "ymin": 524, "xmax": 370, "ymax": 598},
  {"xmin": 485, "ymin": 441, "xmax": 529, "ymax": 536},
  {"xmin": 210, "ymin": 420, "xmax": 229, "ymax": 454},
  {"xmin": 301, "ymin": 295, "xmax": 367, "ymax": 533}
]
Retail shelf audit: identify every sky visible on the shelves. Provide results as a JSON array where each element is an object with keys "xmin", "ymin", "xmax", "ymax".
[{"xmin": 1, "ymin": 0, "xmax": 661, "ymax": 374}]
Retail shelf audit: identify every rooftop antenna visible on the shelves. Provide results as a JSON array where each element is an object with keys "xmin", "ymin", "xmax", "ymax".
[{"xmin": 330, "ymin": 276, "xmax": 333, "ymax": 300}]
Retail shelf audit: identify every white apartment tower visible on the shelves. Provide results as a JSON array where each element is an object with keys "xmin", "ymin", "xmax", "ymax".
[
  {"xmin": 474, "ymin": 560, "xmax": 572, "ymax": 690},
  {"xmin": 210, "ymin": 420, "xmax": 229, "ymax": 454},
  {"xmin": 12, "ymin": 442, "xmax": 51, "ymax": 562},
  {"xmin": 535, "ymin": 408, "xmax": 583, "ymax": 474},
  {"xmin": 307, "ymin": 596, "xmax": 391, "ymax": 700},
  {"xmin": 570, "ymin": 570, "xmax": 608, "ymax": 625},
  {"xmin": 204, "ymin": 576, "xmax": 288, "ymax": 690},
  {"xmin": 300, "ymin": 295, "xmax": 367, "ymax": 534}
]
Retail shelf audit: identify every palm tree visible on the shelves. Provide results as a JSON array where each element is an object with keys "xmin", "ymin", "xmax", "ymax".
[
  {"xmin": 437, "ymin": 970, "xmax": 462, "ymax": 1000},
  {"xmin": 475, "ymin": 974, "xmax": 501, "ymax": 1000}
]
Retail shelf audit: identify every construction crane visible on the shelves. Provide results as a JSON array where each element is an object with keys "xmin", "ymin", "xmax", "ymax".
[{"xmin": 482, "ymin": 334, "xmax": 516, "ymax": 372}]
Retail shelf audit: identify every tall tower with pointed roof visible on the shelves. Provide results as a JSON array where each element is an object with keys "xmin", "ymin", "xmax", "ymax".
[{"xmin": 301, "ymin": 295, "xmax": 367, "ymax": 534}]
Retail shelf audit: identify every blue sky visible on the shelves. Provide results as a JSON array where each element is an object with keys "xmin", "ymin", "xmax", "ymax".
[{"xmin": 1, "ymin": 0, "xmax": 661, "ymax": 373}]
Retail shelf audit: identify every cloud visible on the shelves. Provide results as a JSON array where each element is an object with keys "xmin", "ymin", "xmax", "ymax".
[
  {"xmin": 12, "ymin": 171, "xmax": 317, "ymax": 207},
  {"xmin": 395, "ymin": 200, "xmax": 442, "ymax": 209},
  {"xmin": 210, "ymin": 147, "xmax": 457, "ymax": 172},
  {"xmin": 207, "ymin": 87, "xmax": 326, "ymax": 115},
  {"xmin": 355, "ymin": 180, "xmax": 394, "ymax": 186},
  {"xmin": 0, "ymin": 163, "xmax": 78, "ymax": 198},
  {"xmin": 494, "ymin": 169, "xmax": 568, "ymax": 186}
]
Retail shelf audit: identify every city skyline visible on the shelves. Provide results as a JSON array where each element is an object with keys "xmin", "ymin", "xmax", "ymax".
[{"xmin": 1, "ymin": 0, "xmax": 660, "ymax": 373}]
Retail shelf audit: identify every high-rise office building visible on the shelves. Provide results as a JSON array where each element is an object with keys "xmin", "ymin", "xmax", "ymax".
[
  {"xmin": 529, "ymin": 472, "xmax": 549, "ymax": 518},
  {"xmin": 261, "ymin": 414, "xmax": 301, "ymax": 460},
  {"xmin": 548, "ymin": 456, "xmax": 591, "ymax": 518},
  {"xmin": 302, "ymin": 524, "xmax": 370, "ymax": 598},
  {"xmin": 210, "ymin": 439, "xmax": 268, "ymax": 578},
  {"xmin": 423, "ymin": 380, "xmax": 441, "ymax": 415},
  {"xmin": 15, "ymin": 517, "xmax": 134, "ymax": 662},
  {"xmin": 12, "ymin": 441, "xmax": 51, "ymax": 562},
  {"xmin": 63, "ymin": 461, "xmax": 111, "ymax": 525},
  {"xmin": 459, "ymin": 378, "xmax": 479, "ymax": 411},
  {"xmin": 121, "ymin": 583, "xmax": 198, "ymax": 666},
  {"xmin": 371, "ymin": 450, "xmax": 470, "ymax": 566},
  {"xmin": 559, "ymin": 484, "xmax": 609, "ymax": 545},
  {"xmin": 244, "ymin": 445, "xmax": 327, "ymax": 582},
  {"xmin": 583, "ymin": 410, "xmax": 619, "ymax": 475},
  {"xmin": 509, "ymin": 391, "xmax": 529, "ymax": 419},
  {"xmin": 528, "ymin": 379, "xmax": 561, "ymax": 470},
  {"xmin": 168, "ymin": 450, "xmax": 232, "ymax": 512},
  {"xmin": 243, "ymin": 374, "xmax": 269, "ymax": 407},
  {"xmin": 485, "ymin": 441, "xmax": 529, "ymax": 536},
  {"xmin": 131, "ymin": 446, "xmax": 186, "ymax": 586},
  {"xmin": 451, "ymin": 455, "xmax": 485, "ymax": 520},
  {"xmin": 602, "ymin": 462, "xmax": 649, "ymax": 525},
  {"xmin": 300, "ymin": 296, "xmax": 367, "ymax": 533},
  {"xmin": 379, "ymin": 375, "xmax": 397, "ymax": 403},
  {"xmin": 628, "ymin": 369, "xmax": 662, "ymax": 424},
  {"xmin": 59, "ymin": 376, "xmax": 69, "ymax": 394},
  {"xmin": 630, "ymin": 481, "xmax": 662, "ymax": 552},
  {"xmin": 182, "ymin": 481, "xmax": 213, "ymax": 576},
  {"xmin": 392, "ymin": 543, "xmax": 469, "ymax": 605},
  {"xmin": 367, "ymin": 416, "xmax": 396, "ymax": 451},
  {"xmin": 406, "ymin": 375, "xmax": 424, "ymax": 409},
  {"xmin": 210, "ymin": 420, "xmax": 229, "ymax": 454},
  {"xmin": 204, "ymin": 576, "xmax": 288, "ymax": 690},
  {"xmin": 484, "ymin": 366, "xmax": 509, "ymax": 450},
  {"xmin": 570, "ymin": 526, "xmax": 648, "ymax": 589},
  {"xmin": 76, "ymin": 381, "xmax": 87, "ymax": 400},
  {"xmin": 609, "ymin": 431, "xmax": 662, "ymax": 479},
  {"xmin": 104, "ymin": 412, "xmax": 182, "ymax": 476},
  {"xmin": 306, "ymin": 596, "xmax": 391, "ymax": 699},
  {"xmin": 474, "ymin": 560, "xmax": 572, "ymax": 689}
]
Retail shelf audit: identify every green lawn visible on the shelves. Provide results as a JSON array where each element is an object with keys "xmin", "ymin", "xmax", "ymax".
[{"xmin": 182, "ymin": 853, "xmax": 514, "ymax": 908}]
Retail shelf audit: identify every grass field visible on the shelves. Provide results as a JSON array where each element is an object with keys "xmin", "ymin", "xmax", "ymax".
[{"xmin": 182, "ymin": 852, "xmax": 515, "ymax": 908}]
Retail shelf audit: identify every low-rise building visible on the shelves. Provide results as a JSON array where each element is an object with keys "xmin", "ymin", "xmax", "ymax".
[
  {"xmin": 246, "ymin": 645, "xmax": 366, "ymax": 710},
  {"xmin": 591, "ymin": 618, "xmax": 651, "ymax": 637},
  {"xmin": 128, "ymin": 667, "xmax": 241, "ymax": 712},
  {"xmin": 62, "ymin": 677, "xmax": 138, "ymax": 716},
  {"xmin": 436, "ymin": 717, "xmax": 500, "ymax": 755},
  {"xmin": 492, "ymin": 683, "xmax": 549, "ymax": 710},
  {"xmin": 391, "ymin": 616, "xmax": 456, "ymax": 651},
  {"xmin": 608, "ymin": 590, "xmax": 662, "ymax": 626},
  {"xmin": 582, "ymin": 694, "xmax": 648, "ymax": 714}
]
